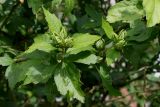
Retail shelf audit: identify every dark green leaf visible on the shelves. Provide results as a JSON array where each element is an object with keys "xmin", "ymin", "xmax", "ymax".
[
  {"xmin": 5, "ymin": 50, "xmax": 53, "ymax": 88},
  {"xmin": 98, "ymin": 65, "xmax": 120, "ymax": 96},
  {"xmin": 28, "ymin": 0, "xmax": 43, "ymax": 13}
]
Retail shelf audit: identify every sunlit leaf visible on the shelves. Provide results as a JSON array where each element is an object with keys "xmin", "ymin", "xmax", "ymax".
[
  {"xmin": 75, "ymin": 54, "xmax": 98, "ymax": 65},
  {"xmin": 25, "ymin": 34, "xmax": 55, "ymax": 53},
  {"xmin": 106, "ymin": 48, "xmax": 120, "ymax": 66},
  {"xmin": 67, "ymin": 33, "xmax": 100, "ymax": 54},
  {"xmin": 43, "ymin": 8, "xmax": 62, "ymax": 34},
  {"xmin": 143, "ymin": 0, "xmax": 160, "ymax": 27},
  {"xmin": 0, "ymin": 54, "xmax": 13, "ymax": 66},
  {"xmin": 102, "ymin": 18, "xmax": 116, "ymax": 39},
  {"xmin": 107, "ymin": 0, "xmax": 144, "ymax": 23}
]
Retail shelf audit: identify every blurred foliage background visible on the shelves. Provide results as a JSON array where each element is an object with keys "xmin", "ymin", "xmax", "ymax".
[{"xmin": 0, "ymin": 0, "xmax": 160, "ymax": 107}]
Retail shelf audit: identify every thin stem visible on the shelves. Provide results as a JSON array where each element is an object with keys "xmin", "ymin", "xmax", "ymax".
[{"xmin": 143, "ymin": 67, "xmax": 147, "ymax": 107}]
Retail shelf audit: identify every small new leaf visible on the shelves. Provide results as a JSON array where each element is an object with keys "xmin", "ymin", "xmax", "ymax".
[
  {"xmin": 106, "ymin": 48, "xmax": 120, "ymax": 66},
  {"xmin": 102, "ymin": 18, "xmax": 116, "ymax": 39},
  {"xmin": 65, "ymin": 0, "xmax": 75, "ymax": 14}
]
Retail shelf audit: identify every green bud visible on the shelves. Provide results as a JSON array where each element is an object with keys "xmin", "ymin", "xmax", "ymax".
[{"xmin": 95, "ymin": 39, "xmax": 105, "ymax": 50}]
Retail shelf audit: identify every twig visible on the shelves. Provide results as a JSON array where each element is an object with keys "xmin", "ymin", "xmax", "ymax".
[
  {"xmin": 143, "ymin": 67, "xmax": 147, "ymax": 93},
  {"xmin": 105, "ymin": 91, "xmax": 141, "ymax": 103},
  {"xmin": 105, "ymin": 88, "xmax": 160, "ymax": 103},
  {"xmin": 143, "ymin": 67, "xmax": 147, "ymax": 107}
]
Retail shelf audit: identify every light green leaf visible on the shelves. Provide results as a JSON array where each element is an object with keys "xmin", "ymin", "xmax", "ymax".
[
  {"xmin": 43, "ymin": 8, "xmax": 62, "ymax": 34},
  {"xmin": 106, "ymin": 48, "xmax": 120, "ymax": 66},
  {"xmin": 5, "ymin": 50, "xmax": 53, "ymax": 89},
  {"xmin": 0, "ymin": 54, "xmax": 13, "ymax": 66},
  {"xmin": 147, "ymin": 73, "xmax": 160, "ymax": 82},
  {"xmin": 71, "ymin": 33, "xmax": 100, "ymax": 47},
  {"xmin": 102, "ymin": 18, "xmax": 116, "ymax": 39},
  {"xmin": 25, "ymin": 34, "xmax": 55, "ymax": 53},
  {"xmin": 67, "ymin": 46, "xmax": 95, "ymax": 55},
  {"xmin": 75, "ymin": 54, "xmax": 98, "ymax": 65},
  {"xmin": 98, "ymin": 65, "xmax": 120, "ymax": 96},
  {"xmin": 52, "ymin": 0, "xmax": 62, "ymax": 7},
  {"xmin": 54, "ymin": 63, "xmax": 84, "ymax": 102},
  {"xmin": 67, "ymin": 33, "xmax": 100, "ymax": 54},
  {"xmin": 65, "ymin": 0, "xmax": 75, "ymax": 13},
  {"xmin": 107, "ymin": 0, "xmax": 144, "ymax": 23},
  {"xmin": 143, "ymin": 0, "xmax": 160, "ymax": 27}
]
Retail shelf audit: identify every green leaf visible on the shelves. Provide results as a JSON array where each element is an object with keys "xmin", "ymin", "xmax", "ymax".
[
  {"xmin": 126, "ymin": 20, "xmax": 158, "ymax": 42},
  {"xmin": 143, "ymin": 0, "xmax": 160, "ymax": 27},
  {"xmin": 43, "ymin": 8, "xmax": 62, "ymax": 34},
  {"xmin": 52, "ymin": 0, "xmax": 62, "ymax": 7},
  {"xmin": 106, "ymin": 48, "xmax": 120, "ymax": 66},
  {"xmin": 75, "ymin": 54, "xmax": 98, "ymax": 65},
  {"xmin": 102, "ymin": 18, "xmax": 116, "ymax": 39},
  {"xmin": 123, "ymin": 44, "xmax": 148, "ymax": 68},
  {"xmin": 147, "ymin": 73, "xmax": 160, "ymax": 82},
  {"xmin": 0, "ymin": 54, "xmax": 13, "ymax": 66},
  {"xmin": 44, "ymin": 80, "xmax": 58, "ymax": 101},
  {"xmin": 65, "ymin": 0, "xmax": 75, "ymax": 13},
  {"xmin": 85, "ymin": 5, "xmax": 102, "ymax": 26},
  {"xmin": 98, "ymin": 65, "xmax": 120, "ymax": 96},
  {"xmin": 54, "ymin": 63, "xmax": 84, "ymax": 102},
  {"xmin": 28, "ymin": 0, "xmax": 43, "ymax": 14},
  {"xmin": 25, "ymin": 34, "xmax": 56, "ymax": 53},
  {"xmin": 67, "ymin": 33, "xmax": 100, "ymax": 54},
  {"xmin": 107, "ymin": 0, "xmax": 144, "ymax": 23},
  {"xmin": 5, "ymin": 50, "xmax": 53, "ymax": 89},
  {"xmin": 23, "ymin": 65, "xmax": 55, "ymax": 85},
  {"xmin": 127, "ymin": 27, "xmax": 155, "ymax": 42}
]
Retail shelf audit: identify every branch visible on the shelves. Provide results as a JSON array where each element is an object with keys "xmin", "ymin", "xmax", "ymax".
[
  {"xmin": 112, "ymin": 66, "xmax": 153, "ymax": 87},
  {"xmin": 105, "ymin": 88, "xmax": 160, "ymax": 103}
]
